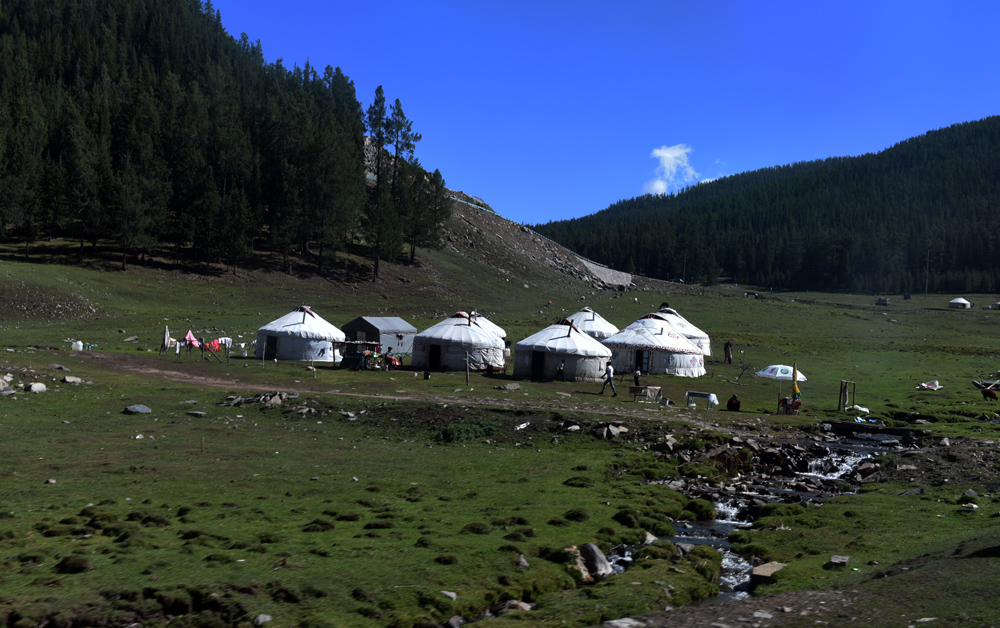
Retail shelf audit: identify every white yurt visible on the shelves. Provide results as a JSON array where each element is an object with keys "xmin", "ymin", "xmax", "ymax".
[
  {"xmin": 565, "ymin": 306, "xmax": 620, "ymax": 340},
  {"xmin": 632, "ymin": 308, "xmax": 712, "ymax": 356},
  {"xmin": 412, "ymin": 312, "xmax": 505, "ymax": 371},
  {"xmin": 949, "ymin": 297, "xmax": 972, "ymax": 309},
  {"xmin": 513, "ymin": 320, "xmax": 612, "ymax": 382},
  {"xmin": 602, "ymin": 325, "xmax": 706, "ymax": 377},
  {"xmin": 255, "ymin": 306, "xmax": 345, "ymax": 363}
]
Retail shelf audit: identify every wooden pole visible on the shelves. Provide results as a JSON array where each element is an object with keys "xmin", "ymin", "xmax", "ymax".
[{"xmin": 466, "ymin": 351, "xmax": 470, "ymax": 385}]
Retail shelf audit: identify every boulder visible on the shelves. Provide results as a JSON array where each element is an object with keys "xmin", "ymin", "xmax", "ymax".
[
  {"xmin": 579, "ymin": 542, "xmax": 613, "ymax": 578},
  {"xmin": 124, "ymin": 404, "xmax": 152, "ymax": 414},
  {"xmin": 63, "ymin": 376, "xmax": 83, "ymax": 384},
  {"xmin": 26, "ymin": 382, "xmax": 46, "ymax": 393},
  {"xmin": 252, "ymin": 615, "xmax": 272, "ymax": 627}
]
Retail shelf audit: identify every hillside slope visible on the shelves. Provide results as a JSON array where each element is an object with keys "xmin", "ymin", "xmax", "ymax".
[{"xmin": 535, "ymin": 116, "xmax": 1000, "ymax": 294}]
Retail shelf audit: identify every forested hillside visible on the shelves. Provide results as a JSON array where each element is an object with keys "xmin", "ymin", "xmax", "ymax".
[
  {"xmin": 0, "ymin": 0, "xmax": 448, "ymax": 277},
  {"xmin": 534, "ymin": 117, "xmax": 1000, "ymax": 294}
]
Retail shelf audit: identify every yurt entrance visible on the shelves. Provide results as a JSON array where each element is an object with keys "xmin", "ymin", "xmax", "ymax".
[
  {"xmin": 531, "ymin": 351, "xmax": 546, "ymax": 379},
  {"xmin": 264, "ymin": 335, "xmax": 278, "ymax": 360},
  {"xmin": 429, "ymin": 344, "xmax": 442, "ymax": 369},
  {"xmin": 634, "ymin": 349, "xmax": 649, "ymax": 372}
]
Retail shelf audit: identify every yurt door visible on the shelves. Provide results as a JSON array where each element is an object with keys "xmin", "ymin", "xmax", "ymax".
[
  {"xmin": 264, "ymin": 335, "xmax": 278, "ymax": 360},
  {"xmin": 634, "ymin": 350, "xmax": 649, "ymax": 372},
  {"xmin": 429, "ymin": 344, "xmax": 442, "ymax": 369},
  {"xmin": 530, "ymin": 351, "xmax": 546, "ymax": 379}
]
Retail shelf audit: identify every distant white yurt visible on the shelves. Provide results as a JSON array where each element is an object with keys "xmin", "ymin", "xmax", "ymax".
[
  {"xmin": 949, "ymin": 297, "xmax": 972, "ymax": 309},
  {"xmin": 255, "ymin": 306, "xmax": 345, "ymax": 363},
  {"xmin": 602, "ymin": 325, "xmax": 706, "ymax": 377},
  {"xmin": 632, "ymin": 308, "xmax": 712, "ymax": 356},
  {"xmin": 470, "ymin": 311, "xmax": 506, "ymax": 341},
  {"xmin": 565, "ymin": 306, "xmax": 620, "ymax": 340},
  {"xmin": 412, "ymin": 312, "xmax": 505, "ymax": 371},
  {"xmin": 513, "ymin": 320, "xmax": 612, "ymax": 382}
]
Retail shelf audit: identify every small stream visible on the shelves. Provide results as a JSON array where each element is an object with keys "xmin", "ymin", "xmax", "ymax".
[{"xmin": 612, "ymin": 440, "xmax": 884, "ymax": 603}]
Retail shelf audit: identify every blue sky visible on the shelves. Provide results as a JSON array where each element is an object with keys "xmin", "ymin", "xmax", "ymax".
[{"xmin": 210, "ymin": 0, "xmax": 1000, "ymax": 225}]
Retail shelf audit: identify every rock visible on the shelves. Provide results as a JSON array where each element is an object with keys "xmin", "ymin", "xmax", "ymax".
[
  {"xmin": 1, "ymin": 386, "xmax": 14, "ymax": 396},
  {"xmin": 753, "ymin": 610, "xmax": 774, "ymax": 619},
  {"xmin": 26, "ymin": 382, "xmax": 46, "ymax": 393},
  {"xmin": 602, "ymin": 619, "xmax": 647, "ymax": 627},
  {"xmin": 63, "ymin": 376, "xmax": 83, "ymax": 384},
  {"xmin": 123, "ymin": 335, "xmax": 139, "ymax": 342},
  {"xmin": 446, "ymin": 616, "xmax": 465, "ymax": 628},
  {"xmin": 751, "ymin": 561, "xmax": 786, "ymax": 586},
  {"xmin": 498, "ymin": 600, "xmax": 533, "ymax": 613},
  {"xmin": 644, "ymin": 531, "xmax": 658, "ymax": 545},
  {"xmin": 252, "ymin": 615, "xmax": 272, "ymax": 627},
  {"xmin": 518, "ymin": 554, "xmax": 529, "ymax": 568},
  {"xmin": 265, "ymin": 395, "xmax": 282, "ymax": 407},
  {"xmin": 45, "ymin": 478, "xmax": 56, "ymax": 484},
  {"xmin": 440, "ymin": 590, "xmax": 458, "ymax": 601},
  {"xmin": 124, "ymin": 404, "xmax": 152, "ymax": 414},
  {"xmin": 50, "ymin": 364, "xmax": 70, "ymax": 371},
  {"xmin": 187, "ymin": 411, "xmax": 207, "ymax": 418},
  {"xmin": 579, "ymin": 542, "xmax": 613, "ymax": 578}
]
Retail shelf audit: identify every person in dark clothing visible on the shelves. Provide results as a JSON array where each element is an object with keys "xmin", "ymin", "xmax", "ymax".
[
  {"xmin": 555, "ymin": 359, "xmax": 566, "ymax": 381},
  {"xmin": 727, "ymin": 394, "xmax": 741, "ymax": 411},
  {"xmin": 599, "ymin": 362, "xmax": 617, "ymax": 396},
  {"xmin": 633, "ymin": 369, "xmax": 641, "ymax": 387},
  {"xmin": 724, "ymin": 340, "xmax": 734, "ymax": 364}
]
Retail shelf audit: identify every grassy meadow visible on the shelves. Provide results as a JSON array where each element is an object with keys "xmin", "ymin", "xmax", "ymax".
[{"xmin": 4, "ymin": 243, "xmax": 1000, "ymax": 627}]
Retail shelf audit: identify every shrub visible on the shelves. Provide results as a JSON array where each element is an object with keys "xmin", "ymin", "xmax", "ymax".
[
  {"xmin": 564, "ymin": 508, "xmax": 589, "ymax": 522},
  {"xmin": 54, "ymin": 555, "xmax": 93, "ymax": 574},
  {"xmin": 563, "ymin": 476, "xmax": 594, "ymax": 488},
  {"xmin": 460, "ymin": 522, "xmax": 491, "ymax": 535},
  {"xmin": 684, "ymin": 499, "xmax": 717, "ymax": 521},
  {"xmin": 612, "ymin": 509, "xmax": 640, "ymax": 528},
  {"xmin": 434, "ymin": 555, "xmax": 457, "ymax": 565},
  {"xmin": 433, "ymin": 419, "xmax": 499, "ymax": 443},
  {"xmin": 302, "ymin": 519, "xmax": 335, "ymax": 532}
]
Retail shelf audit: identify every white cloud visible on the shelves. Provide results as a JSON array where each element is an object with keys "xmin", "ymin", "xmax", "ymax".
[{"xmin": 644, "ymin": 144, "xmax": 699, "ymax": 195}]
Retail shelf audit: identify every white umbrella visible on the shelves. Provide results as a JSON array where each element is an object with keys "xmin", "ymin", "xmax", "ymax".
[
  {"xmin": 756, "ymin": 365, "xmax": 807, "ymax": 381},
  {"xmin": 758, "ymin": 364, "xmax": 806, "ymax": 409}
]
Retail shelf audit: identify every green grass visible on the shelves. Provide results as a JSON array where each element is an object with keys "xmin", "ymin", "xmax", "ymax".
[{"xmin": 5, "ymin": 242, "xmax": 1000, "ymax": 625}]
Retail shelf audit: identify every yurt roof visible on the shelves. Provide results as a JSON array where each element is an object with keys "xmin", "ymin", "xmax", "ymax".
[
  {"xmin": 950, "ymin": 297, "xmax": 971, "ymax": 305},
  {"xmin": 515, "ymin": 321, "xmax": 612, "ymax": 357},
  {"xmin": 602, "ymin": 325, "xmax": 702, "ymax": 354},
  {"xmin": 470, "ymin": 311, "xmax": 506, "ymax": 340},
  {"xmin": 638, "ymin": 308, "xmax": 710, "ymax": 340},
  {"xmin": 566, "ymin": 307, "xmax": 620, "ymax": 338},
  {"xmin": 416, "ymin": 313, "xmax": 504, "ymax": 349},
  {"xmin": 258, "ymin": 306, "xmax": 345, "ymax": 341}
]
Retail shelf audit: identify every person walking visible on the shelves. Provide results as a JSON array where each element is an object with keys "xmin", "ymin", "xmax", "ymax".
[
  {"xmin": 724, "ymin": 339, "xmax": 734, "ymax": 364},
  {"xmin": 600, "ymin": 361, "xmax": 617, "ymax": 396},
  {"xmin": 633, "ymin": 368, "xmax": 641, "ymax": 387},
  {"xmin": 555, "ymin": 359, "xmax": 566, "ymax": 381}
]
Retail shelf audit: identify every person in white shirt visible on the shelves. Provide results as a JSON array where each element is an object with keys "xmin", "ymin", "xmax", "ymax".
[{"xmin": 599, "ymin": 361, "xmax": 617, "ymax": 397}]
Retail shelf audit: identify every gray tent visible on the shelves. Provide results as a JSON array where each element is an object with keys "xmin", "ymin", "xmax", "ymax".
[{"xmin": 342, "ymin": 316, "xmax": 418, "ymax": 355}]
